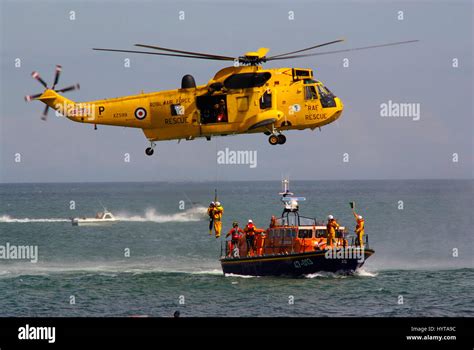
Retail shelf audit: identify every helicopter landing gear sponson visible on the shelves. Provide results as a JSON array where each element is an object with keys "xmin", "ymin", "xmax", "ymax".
[{"xmin": 145, "ymin": 142, "xmax": 156, "ymax": 156}]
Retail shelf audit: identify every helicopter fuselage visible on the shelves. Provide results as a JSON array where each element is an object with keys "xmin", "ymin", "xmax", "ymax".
[{"xmin": 38, "ymin": 65, "xmax": 343, "ymax": 146}]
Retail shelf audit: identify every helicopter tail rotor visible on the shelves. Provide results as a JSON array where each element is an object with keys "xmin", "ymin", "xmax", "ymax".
[{"xmin": 25, "ymin": 65, "xmax": 80, "ymax": 121}]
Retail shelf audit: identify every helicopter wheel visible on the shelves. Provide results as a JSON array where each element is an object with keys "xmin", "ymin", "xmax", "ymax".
[
  {"xmin": 268, "ymin": 135, "xmax": 279, "ymax": 146},
  {"xmin": 277, "ymin": 134, "xmax": 287, "ymax": 145},
  {"xmin": 145, "ymin": 147, "xmax": 154, "ymax": 156}
]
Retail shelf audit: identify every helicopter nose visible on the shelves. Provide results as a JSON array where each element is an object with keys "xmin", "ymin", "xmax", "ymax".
[{"xmin": 337, "ymin": 97, "xmax": 344, "ymax": 111}]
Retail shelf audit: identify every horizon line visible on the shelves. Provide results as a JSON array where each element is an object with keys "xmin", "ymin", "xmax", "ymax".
[{"xmin": 0, "ymin": 178, "xmax": 472, "ymax": 185}]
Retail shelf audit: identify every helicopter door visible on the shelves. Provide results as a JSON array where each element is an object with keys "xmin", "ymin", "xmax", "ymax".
[{"xmin": 196, "ymin": 95, "xmax": 229, "ymax": 124}]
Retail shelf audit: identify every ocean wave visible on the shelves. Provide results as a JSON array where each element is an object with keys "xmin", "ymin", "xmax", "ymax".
[{"xmin": 0, "ymin": 261, "xmax": 222, "ymax": 279}]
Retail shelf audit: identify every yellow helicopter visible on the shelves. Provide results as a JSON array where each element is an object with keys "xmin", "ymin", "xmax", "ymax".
[{"xmin": 25, "ymin": 39, "xmax": 417, "ymax": 155}]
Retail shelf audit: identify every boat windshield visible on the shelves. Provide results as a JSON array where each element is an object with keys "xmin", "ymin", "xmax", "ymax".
[{"xmin": 275, "ymin": 215, "xmax": 316, "ymax": 226}]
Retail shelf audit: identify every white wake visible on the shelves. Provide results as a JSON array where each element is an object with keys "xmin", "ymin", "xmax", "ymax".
[
  {"xmin": 115, "ymin": 206, "xmax": 207, "ymax": 223},
  {"xmin": 0, "ymin": 215, "xmax": 70, "ymax": 223},
  {"xmin": 0, "ymin": 206, "xmax": 207, "ymax": 224}
]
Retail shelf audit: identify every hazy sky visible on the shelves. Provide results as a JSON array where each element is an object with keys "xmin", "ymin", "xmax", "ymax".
[{"xmin": 0, "ymin": 0, "xmax": 472, "ymax": 182}]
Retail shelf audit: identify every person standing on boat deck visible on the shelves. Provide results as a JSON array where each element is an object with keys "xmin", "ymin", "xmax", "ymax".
[
  {"xmin": 244, "ymin": 220, "xmax": 265, "ymax": 256},
  {"xmin": 352, "ymin": 210, "xmax": 365, "ymax": 248},
  {"xmin": 226, "ymin": 221, "xmax": 244, "ymax": 256},
  {"xmin": 207, "ymin": 202, "xmax": 215, "ymax": 235},
  {"xmin": 254, "ymin": 229, "xmax": 267, "ymax": 256},
  {"xmin": 213, "ymin": 202, "xmax": 224, "ymax": 238},
  {"xmin": 326, "ymin": 215, "xmax": 340, "ymax": 248}
]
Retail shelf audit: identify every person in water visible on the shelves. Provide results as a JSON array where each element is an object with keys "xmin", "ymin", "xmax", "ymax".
[
  {"xmin": 226, "ymin": 221, "xmax": 244, "ymax": 257},
  {"xmin": 326, "ymin": 215, "xmax": 340, "ymax": 248},
  {"xmin": 352, "ymin": 210, "xmax": 365, "ymax": 248}
]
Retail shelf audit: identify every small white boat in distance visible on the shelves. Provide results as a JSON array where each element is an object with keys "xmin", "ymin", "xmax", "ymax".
[{"xmin": 71, "ymin": 210, "xmax": 117, "ymax": 226}]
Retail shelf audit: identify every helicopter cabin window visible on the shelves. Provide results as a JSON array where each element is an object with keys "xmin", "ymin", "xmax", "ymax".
[
  {"xmin": 196, "ymin": 95, "xmax": 228, "ymax": 124},
  {"xmin": 298, "ymin": 229, "xmax": 313, "ymax": 239},
  {"xmin": 224, "ymin": 72, "xmax": 271, "ymax": 90},
  {"xmin": 304, "ymin": 86, "xmax": 318, "ymax": 100},
  {"xmin": 259, "ymin": 91, "xmax": 272, "ymax": 109}
]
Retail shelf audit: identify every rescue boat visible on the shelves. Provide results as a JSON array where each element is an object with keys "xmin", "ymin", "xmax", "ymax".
[{"xmin": 220, "ymin": 180, "xmax": 374, "ymax": 277}]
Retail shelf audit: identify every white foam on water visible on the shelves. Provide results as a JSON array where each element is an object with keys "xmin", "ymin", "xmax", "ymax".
[
  {"xmin": 189, "ymin": 269, "xmax": 223, "ymax": 275},
  {"xmin": 116, "ymin": 206, "xmax": 207, "ymax": 223},
  {"xmin": 304, "ymin": 271, "xmax": 348, "ymax": 279},
  {"xmin": 354, "ymin": 268, "xmax": 378, "ymax": 277},
  {"xmin": 224, "ymin": 273, "xmax": 258, "ymax": 279},
  {"xmin": 0, "ymin": 215, "xmax": 69, "ymax": 223}
]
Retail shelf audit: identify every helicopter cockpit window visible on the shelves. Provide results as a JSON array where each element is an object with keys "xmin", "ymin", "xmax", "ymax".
[
  {"xmin": 317, "ymin": 85, "xmax": 337, "ymax": 108},
  {"xmin": 224, "ymin": 72, "xmax": 271, "ymax": 90},
  {"xmin": 259, "ymin": 91, "xmax": 272, "ymax": 109},
  {"xmin": 304, "ymin": 86, "xmax": 318, "ymax": 100}
]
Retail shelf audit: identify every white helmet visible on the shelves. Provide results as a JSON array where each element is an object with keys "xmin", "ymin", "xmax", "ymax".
[
  {"xmin": 215, "ymin": 201, "xmax": 221, "ymax": 206},
  {"xmin": 358, "ymin": 215, "xmax": 363, "ymax": 220},
  {"xmin": 248, "ymin": 219, "xmax": 253, "ymax": 223},
  {"xmin": 327, "ymin": 215, "xmax": 334, "ymax": 220}
]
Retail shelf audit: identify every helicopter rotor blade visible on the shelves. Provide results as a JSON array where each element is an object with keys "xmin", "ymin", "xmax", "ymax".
[
  {"xmin": 52, "ymin": 65, "xmax": 62, "ymax": 90},
  {"xmin": 268, "ymin": 39, "xmax": 345, "ymax": 59},
  {"xmin": 57, "ymin": 84, "xmax": 80, "ymax": 93},
  {"xmin": 41, "ymin": 105, "xmax": 49, "ymax": 121},
  {"xmin": 134, "ymin": 44, "xmax": 235, "ymax": 60},
  {"xmin": 93, "ymin": 48, "xmax": 234, "ymax": 61},
  {"xmin": 31, "ymin": 71, "xmax": 48, "ymax": 88},
  {"xmin": 24, "ymin": 93, "xmax": 43, "ymax": 102},
  {"xmin": 267, "ymin": 40, "xmax": 419, "ymax": 61}
]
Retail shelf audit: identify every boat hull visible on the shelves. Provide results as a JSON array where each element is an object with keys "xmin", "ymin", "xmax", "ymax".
[
  {"xmin": 71, "ymin": 219, "xmax": 117, "ymax": 226},
  {"xmin": 220, "ymin": 248, "xmax": 374, "ymax": 277}
]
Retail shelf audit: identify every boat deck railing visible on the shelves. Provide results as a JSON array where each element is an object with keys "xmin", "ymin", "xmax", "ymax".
[{"xmin": 220, "ymin": 234, "xmax": 371, "ymax": 259}]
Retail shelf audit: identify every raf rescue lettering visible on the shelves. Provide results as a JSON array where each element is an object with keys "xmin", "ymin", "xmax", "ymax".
[
  {"xmin": 305, "ymin": 113, "xmax": 326, "ymax": 121},
  {"xmin": 165, "ymin": 116, "xmax": 188, "ymax": 125},
  {"xmin": 151, "ymin": 97, "xmax": 191, "ymax": 108}
]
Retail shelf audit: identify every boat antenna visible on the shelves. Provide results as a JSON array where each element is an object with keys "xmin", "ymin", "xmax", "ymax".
[{"xmin": 98, "ymin": 200, "xmax": 107, "ymax": 212}]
